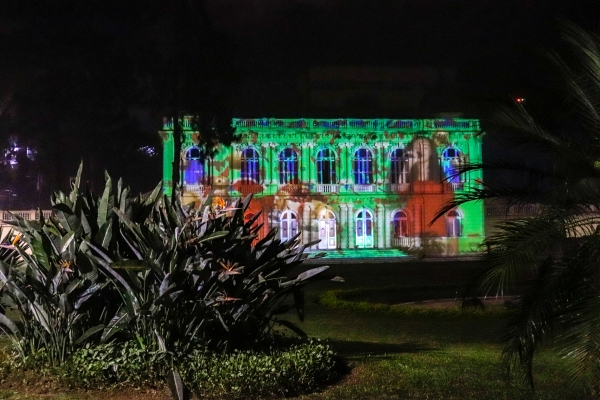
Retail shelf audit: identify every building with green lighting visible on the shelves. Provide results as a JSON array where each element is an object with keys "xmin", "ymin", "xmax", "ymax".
[{"xmin": 160, "ymin": 117, "xmax": 484, "ymax": 257}]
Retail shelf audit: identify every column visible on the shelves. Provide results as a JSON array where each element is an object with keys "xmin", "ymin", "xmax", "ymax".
[
  {"xmin": 381, "ymin": 142, "xmax": 390, "ymax": 185},
  {"xmin": 261, "ymin": 143, "xmax": 270, "ymax": 185},
  {"xmin": 376, "ymin": 204, "xmax": 385, "ymax": 249},
  {"xmin": 347, "ymin": 201, "xmax": 354, "ymax": 249},
  {"xmin": 269, "ymin": 143, "xmax": 278, "ymax": 187},
  {"xmin": 385, "ymin": 207, "xmax": 392, "ymax": 248},
  {"xmin": 300, "ymin": 143, "xmax": 310, "ymax": 184},
  {"xmin": 340, "ymin": 203, "xmax": 348, "ymax": 249},
  {"xmin": 374, "ymin": 143, "xmax": 383, "ymax": 184},
  {"xmin": 302, "ymin": 205, "xmax": 311, "ymax": 246}
]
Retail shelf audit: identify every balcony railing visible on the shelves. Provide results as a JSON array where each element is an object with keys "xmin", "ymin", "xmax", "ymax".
[
  {"xmin": 185, "ymin": 184, "xmax": 211, "ymax": 195},
  {"xmin": 278, "ymin": 184, "xmax": 304, "ymax": 194},
  {"xmin": 1, "ymin": 210, "xmax": 52, "ymax": 222},
  {"xmin": 393, "ymin": 236, "xmax": 418, "ymax": 248},
  {"xmin": 447, "ymin": 182, "xmax": 464, "ymax": 192},
  {"xmin": 390, "ymin": 183, "xmax": 411, "ymax": 193},
  {"xmin": 315, "ymin": 184, "xmax": 340, "ymax": 193},
  {"xmin": 353, "ymin": 184, "xmax": 376, "ymax": 193},
  {"xmin": 237, "ymin": 184, "xmax": 264, "ymax": 195}
]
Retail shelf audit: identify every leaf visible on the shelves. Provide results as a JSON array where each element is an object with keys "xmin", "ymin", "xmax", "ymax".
[
  {"xmin": 74, "ymin": 324, "xmax": 104, "ymax": 345},
  {"xmin": 97, "ymin": 172, "xmax": 113, "ymax": 227},
  {"xmin": 296, "ymin": 265, "xmax": 330, "ymax": 282},
  {"xmin": 101, "ymin": 308, "xmax": 130, "ymax": 342},
  {"xmin": 69, "ymin": 161, "xmax": 83, "ymax": 204},
  {"xmin": 29, "ymin": 303, "xmax": 51, "ymax": 334},
  {"xmin": 0, "ymin": 313, "xmax": 20, "ymax": 337},
  {"xmin": 195, "ymin": 230, "xmax": 229, "ymax": 244},
  {"xmin": 94, "ymin": 220, "xmax": 113, "ymax": 250},
  {"xmin": 166, "ymin": 369, "xmax": 189, "ymax": 400},
  {"xmin": 74, "ymin": 283, "xmax": 103, "ymax": 310},
  {"xmin": 110, "ymin": 260, "xmax": 149, "ymax": 271},
  {"xmin": 60, "ymin": 231, "xmax": 76, "ymax": 255},
  {"xmin": 53, "ymin": 203, "xmax": 84, "ymax": 238}
]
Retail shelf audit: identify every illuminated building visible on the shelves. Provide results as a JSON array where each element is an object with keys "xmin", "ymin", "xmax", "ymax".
[{"xmin": 159, "ymin": 117, "xmax": 485, "ymax": 257}]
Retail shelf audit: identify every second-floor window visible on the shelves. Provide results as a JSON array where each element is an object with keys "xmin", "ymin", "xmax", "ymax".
[
  {"xmin": 316, "ymin": 148, "xmax": 336, "ymax": 184},
  {"xmin": 184, "ymin": 146, "xmax": 210, "ymax": 185},
  {"xmin": 241, "ymin": 147, "xmax": 260, "ymax": 184},
  {"xmin": 278, "ymin": 148, "xmax": 298, "ymax": 184},
  {"xmin": 353, "ymin": 148, "xmax": 373, "ymax": 185},
  {"xmin": 442, "ymin": 147, "xmax": 463, "ymax": 183},
  {"xmin": 390, "ymin": 148, "xmax": 409, "ymax": 184}
]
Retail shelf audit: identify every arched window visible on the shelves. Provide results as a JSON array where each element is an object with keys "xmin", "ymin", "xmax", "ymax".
[
  {"xmin": 241, "ymin": 147, "xmax": 260, "ymax": 184},
  {"xmin": 392, "ymin": 210, "xmax": 409, "ymax": 237},
  {"xmin": 278, "ymin": 148, "xmax": 298, "ymax": 184},
  {"xmin": 356, "ymin": 209, "xmax": 374, "ymax": 248},
  {"xmin": 446, "ymin": 210, "xmax": 462, "ymax": 237},
  {"xmin": 353, "ymin": 148, "xmax": 373, "ymax": 184},
  {"xmin": 318, "ymin": 209, "xmax": 337, "ymax": 249},
  {"xmin": 316, "ymin": 148, "xmax": 336, "ymax": 184},
  {"xmin": 442, "ymin": 147, "xmax": 463, "ymax": 183},
  {"xmin": 390, "ymin": 148, "xmax": 409, "ymax": 184},
  {"xmin": 183, "ymin": 146, "xmax": 210, "ymax": 185},
  {"xmin": 280, "ymin": 210, "xmax": 298, "ymax": 242}
]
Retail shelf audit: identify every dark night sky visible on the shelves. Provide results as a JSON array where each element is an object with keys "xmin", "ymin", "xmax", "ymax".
[{"xmin": 1, "ymin": 0, "xmax": 600, "ymax": 204}]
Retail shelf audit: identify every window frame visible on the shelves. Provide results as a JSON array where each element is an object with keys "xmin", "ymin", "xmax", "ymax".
[
  {"xmin": 353, "ymin": 148, "xmax": 373, "ymax": 185},
  {"xmin": 241, "ymin": 147, "xmax": 260, "ymax": 184},
  {"xmin": 278, "ymin": 148, "xmax": 299, "ymax": 184},
  {"xmin": 316, "ymin": 147, "xmax": 337, "ymax": 184}
]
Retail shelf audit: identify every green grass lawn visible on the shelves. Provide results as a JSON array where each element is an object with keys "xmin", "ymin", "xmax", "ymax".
[
  {"xmin": 0, "ymin": 259, "xmax": 587, "ymax": 399},
  {"xmin": 291, "ymin": 260, "xmax": 585, "ymax": 399}
]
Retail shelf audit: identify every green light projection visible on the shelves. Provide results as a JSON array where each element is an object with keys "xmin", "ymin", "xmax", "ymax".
[{"xmin": 159, "ymin": 118, "xmax": 485, "ymax": 257}]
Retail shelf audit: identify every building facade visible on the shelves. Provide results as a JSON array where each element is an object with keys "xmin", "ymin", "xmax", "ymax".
[{"xmin": 160, "ymin": 117, "xmax": 485, "ymax": 256}]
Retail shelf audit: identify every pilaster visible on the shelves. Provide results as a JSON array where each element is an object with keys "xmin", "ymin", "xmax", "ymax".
[{"xmin": 376, "ymin": 204, "xmax": 385, "ymax": 249}]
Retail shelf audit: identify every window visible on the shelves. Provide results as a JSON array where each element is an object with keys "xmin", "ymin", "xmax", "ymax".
[
  {"xmin": 355, "ymin": 209, "xmax": 374, "ymax": 248},
  {"xmin": 353, "ymin": 148, "xmax": 373, "ymax": 184},
  {"xmin": 390, "ymin": 148, "xmax": 409, "ymax": 184},
  {"xmin": 442, "ymin": 147, "xmax": 463, "ymax": 183},
  {"xmin": 316, "ymin": 148, "xmax": 336, "ymax": 184},
  {"xmin": 183, "ymin": 146, "xmax": 210, "ymax": 185},
  {"xmin": 241, "ymin": 147, "xmax": 260, "ymax": 184},
  {"xmin": 446, "ymin": 210, "xmax": 462, "ymax": 237},
  {"xmin": 392, "ymin": 210, "xmax": 409, "ymax": 237},
  {"xmin": 278, "ymin": 148, "xmax": 298, "ymax": 184},
  {"xmin": 280, "ymin": 210, "xmax": 298, "ymax": 242}
]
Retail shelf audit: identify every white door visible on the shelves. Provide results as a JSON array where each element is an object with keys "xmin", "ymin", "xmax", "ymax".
[
  {"xmin": 318, "ymin": 210, "xmax": 337, "ymax": 249},
  {"xmin": 356, "ymin": 209, "xmax": 374, "ymax": 248}
]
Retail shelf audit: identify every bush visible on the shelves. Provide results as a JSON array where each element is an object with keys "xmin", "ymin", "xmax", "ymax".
[
  {"xmin": 0, "ymin": 166, "xmax": 340, "ymax": 398},
  {"xmin": 317, "ymin": 287, "xmax": 509, "ymax": 317},
  {"xmin": 62, "ymin": 340, "xmax": 167, "ymax": 388},
  {"xmin": 59, "ymin": 340, "xmax": 342, "ymax": 399},
  {"xmin": 181, "ymin": 341, "xmax": 341, "ymax": 399}
]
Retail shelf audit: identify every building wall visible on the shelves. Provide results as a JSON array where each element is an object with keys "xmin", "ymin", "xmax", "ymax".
[{"xmin": 160, "ymin": 117, "xmax": 485, "ymax": 256}]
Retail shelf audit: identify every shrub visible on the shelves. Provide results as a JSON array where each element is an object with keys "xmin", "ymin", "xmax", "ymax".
[
  {"xmin": 317, "ymin": 287, "xmax": 508, "ymax": 317},
  {"xmin": 0, "ymin": 166, "xmax": 339, "ymax": 398},
  {"xmin": 59, "ymin": 340, "xmax": 342, "ymax": 399},
  {"xmin": 181, "ymin": 341, "xmax": 341, "ymax": 399},
  {"xmin": 62, "ymin": 340, "xmax": 167, "ymax": 388}
]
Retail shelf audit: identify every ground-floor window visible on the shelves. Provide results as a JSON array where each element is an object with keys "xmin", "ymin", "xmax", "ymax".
[
  {"xmin": 392, "ymin": 210, "xmax": 409, "ymax": 237},
  {"xmin": 446, "ymin": 210, "xmax": 462, "ymax": 237},
  {"xmin": 280, "ymin": 210, "xmax": 298, "ymax": 242}
]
